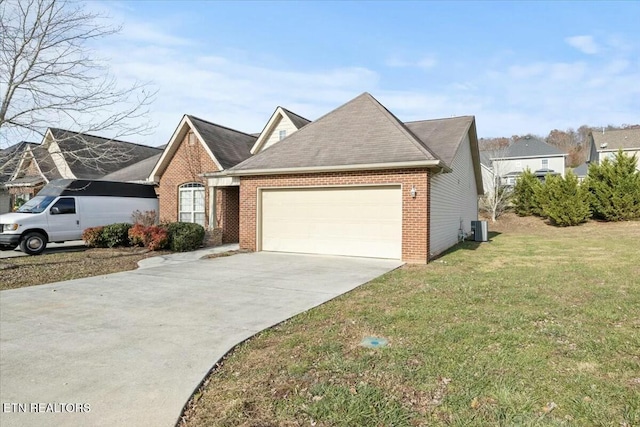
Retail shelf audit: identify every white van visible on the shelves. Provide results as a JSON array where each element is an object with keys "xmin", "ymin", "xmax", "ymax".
[{"xmin": 0, "ymin": 179, "xmax": 158, "ymax": 255}]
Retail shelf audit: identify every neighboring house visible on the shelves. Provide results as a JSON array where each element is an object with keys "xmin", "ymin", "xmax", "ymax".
[
  {"xmin": 0, "ymin": 142, "xmax": 38, "ymax": 213},
  {"xmin": 206, "ymin": 92, "xmax": 483, "ymax": 263},
  {"xmin": 479, "ymin": 151, "xmax": 498, "ymax": 196},
  {"xmin": 572, "ymin": 163, "xmax": 589, "ymax": 182},
  {"xmin": 148, "ymin": 115, "xmax": 259, "ymax": 242},
  {"xmin": 490, "ymin": 136, "xmax": 567, "ymax": 186},
  {"xmin": 102, "ymin": 153, "xmax": 162, "ymax": 183},
  {"xmin": 6, "ymin": 128, "xmax": 161, "ymax": 202},
  {"xmin": 587, "ymin": 128, "xmax": 640, "ymax": 171}
]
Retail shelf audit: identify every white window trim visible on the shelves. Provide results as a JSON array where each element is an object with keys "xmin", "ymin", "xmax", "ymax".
[{"xmin": 179, "ymin": 183, "xmax": 205, "ymax": 226}]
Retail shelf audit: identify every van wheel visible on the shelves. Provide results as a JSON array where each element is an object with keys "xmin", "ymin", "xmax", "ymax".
[{"xmin": 20, "ymin": 232, "xmax": 47, "ymax": 255}]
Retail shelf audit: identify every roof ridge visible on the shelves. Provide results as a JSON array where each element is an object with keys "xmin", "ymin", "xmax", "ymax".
[
  {"xmin": 362, "ymin": 93, "xmax": 441, "ymax": 162},
  {"xmin": 48, "ymin": 128, "xmax": 160, "ymax": 150},
  {"xmin": 279, "ymin": 107, "xmax": 311, "ymax": 123},
  {"xmin": 187, "ymin": 115, "xmax": 257, "ymax": 139},
  {"xmin": 404, "ymin": 115, "xmax": 474, "ymax": 125}
]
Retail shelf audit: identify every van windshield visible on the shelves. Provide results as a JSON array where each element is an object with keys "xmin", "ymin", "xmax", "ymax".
[{"xmin": 17, "ymin": 196, "xmax": 56, "ymax": 213}]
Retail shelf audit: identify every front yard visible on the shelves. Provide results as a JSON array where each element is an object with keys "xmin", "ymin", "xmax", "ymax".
[{"xmin": 180, "ymin": 215, "xmax": 640, "ymax": 426}]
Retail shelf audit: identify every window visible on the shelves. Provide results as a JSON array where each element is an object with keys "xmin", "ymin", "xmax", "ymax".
[
  {"xmin": 279, "ymin": 130, "xmax": 287, "ymax": 141},
  {"xmin": 541, "ymin": 159, "xmax": 549, "ymax": 169},
  {"xmin": 51, "ymin": 197, "xmax": 76, "ymax": 214},
  {"xmin": 179, "ymin": 183, "xmax": 205, "ymax": 226}
]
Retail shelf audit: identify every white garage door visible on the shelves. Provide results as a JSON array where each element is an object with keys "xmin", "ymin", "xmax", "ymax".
[{"xmin": 261, "ymin": 186, "xmax": 402, "ymax": 259}]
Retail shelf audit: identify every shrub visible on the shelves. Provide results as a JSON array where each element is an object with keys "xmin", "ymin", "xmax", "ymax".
[
  {"xmin": 128, "ymin": 224, "xmax": 168, "ymax": 251},
  {"xmin": 131, "ymin": 210, "xmax": 157, "ymax": 227},
  {"xmin": 82, "ymin": 226, "xmax": 106, "ymax": 248},
  {"xmin": 585, "ymin": 150, "xmax": 640, "ymax": 221},
  {"xmin": 538, "ymin": 172, "xmax": 591, "ymax": 226},
  {"xmin": 512, "ymin": 169, "xmax": 543, "ymax": 216},
  {"xmin": 164, "ymin": 222, "xmax": 205, "ymax": 252},
  {"xmin": 101, "ymin": 223, "xmax": 132, "ymax": 248}
]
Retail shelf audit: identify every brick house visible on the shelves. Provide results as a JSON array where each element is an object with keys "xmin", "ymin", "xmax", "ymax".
[
  {"xmin": 204, "ymin": 93, "xmax": 483, "ymax": 263},
  {"xmin": 148, "ymin": 115, "xmax": 260, "ymax": 243}
]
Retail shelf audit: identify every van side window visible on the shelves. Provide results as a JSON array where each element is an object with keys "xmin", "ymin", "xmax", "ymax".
[{"xmin": 51, "ymin": 198, "xmax": 76, "ymax": 214}]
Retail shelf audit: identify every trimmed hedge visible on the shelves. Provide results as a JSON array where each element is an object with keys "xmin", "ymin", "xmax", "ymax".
[
  {"xmin": 101, "ymin": 223, "xmax": 132, "ymax": 248},
  {"xmin": 82, "ymin": 226, "xmax": 106, "ymax": 248},
  {"xmin": 164, "ymin": 222, "xmax": 205, "ymax": 252}
]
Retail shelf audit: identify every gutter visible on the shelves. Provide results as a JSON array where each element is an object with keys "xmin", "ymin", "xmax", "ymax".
[{"xmin": 203, "ymin": 160, "xmax": 448, "ymax": 178}]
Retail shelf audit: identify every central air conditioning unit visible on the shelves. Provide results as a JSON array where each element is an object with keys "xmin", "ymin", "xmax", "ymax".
[{"xmin": 470, "ymin": 220, "xmax": 488, "ymax": 242}]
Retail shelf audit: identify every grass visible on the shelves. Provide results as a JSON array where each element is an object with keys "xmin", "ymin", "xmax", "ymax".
[
  {"xmin": 0, "ymin": 247, "xmax": 168, "ymax": 290},
  {"xmin": 180, "ymin": 216, "xmax": 640, "ymax": 427}
]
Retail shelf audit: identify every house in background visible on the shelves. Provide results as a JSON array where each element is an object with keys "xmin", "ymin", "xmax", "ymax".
[
  {"xmin": 206, "ymin": 92, "xmax": 483, "ymax": 263},
  {"xmin": 488, "ymin": 136, "xmax": 567, "ymax": 186},
  {"xmin": 6, "ymin": 128, "xmax": 161, "ymax": 204},
  {"xmin": 572, "ymin": 163, "xmax": 589, "ymax": 182},
  {"xmin": 587, "ymin": 128, "xmax": 640, "ymax": 171},
  {"xmin": 0, "ymin": 142, "xmax": 38, "ymax": 213}
]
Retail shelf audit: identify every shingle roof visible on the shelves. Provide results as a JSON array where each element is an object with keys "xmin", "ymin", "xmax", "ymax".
[
  {"xmin": 48, "ymin": 128, "xmax": 162, "ymax": 179},
  {"xmin": 404, "ymin": 116, "xmax": 475, "ymax": 168},
  {"xmin": 102, "ymin": 153, "xmax": 161, "ymax": 182},
  {"xmin": 572, "ymin": 163, "xmax": 589, "ymax": 177},
  {"xmin": 280, "ymin": 107, "xmax": 311, "ymax": 130},
  {"xmin": 1, "ymin": 142, "xmax": 38, "ymax": 182},
  {"xmin": 592, "ymin": 128, "xmax": 640, "ymax": 150},
  {"xmin": 31, "ymin": 145, "xmax": 63, "ymax": 180},
  {"xmin": 230, "ymin": 93, "xmax": 442, "ymax": 172},
  {"xmin": 505, "ymin": 137, "xmax": 565, "ymax": 158},
  {"xmin": 187, "ymin": 116, "xmax": 257, "ymax": 169}
]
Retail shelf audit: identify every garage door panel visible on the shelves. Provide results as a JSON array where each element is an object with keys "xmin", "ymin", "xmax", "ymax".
[{"xmin": 261, "ymin": 186, "xmax": 401, "ymax": 259}]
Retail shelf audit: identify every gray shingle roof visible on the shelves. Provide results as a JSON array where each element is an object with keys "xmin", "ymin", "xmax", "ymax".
[
  {"xmin": 230, "ymin": 93, "xmax": 441, "ymax": 172},
  {"xmin": 592, "ymin": 128, "xmax": 640, "ymax": 150},
  {"xmin": 31, "ymin": 145, "xmax": 63, "ymax": 181},
  {"xmin": 280, "ymin": 107, "xmax": 311, "ymax": 130},
  {"xmin": 102, "ymin": 153, "xmax": 161, "ymax": 182},
  {"xmin": 187, "ymin": 116, "xmax": 257, "ymax": 169},
  {"xmin": 505, "ymin": 137, "xmax": 565, "ymax": 158},
  {"xmin": 48, "ymin": 128, "xmax": 162, "ymax": 179},
  {"xmin": 572, "ymin": 163, "xmax": 589, "ymax": 177},
  {"xmin": 404, "ymin": 116, "xmax": 475, "ymax": 168}
]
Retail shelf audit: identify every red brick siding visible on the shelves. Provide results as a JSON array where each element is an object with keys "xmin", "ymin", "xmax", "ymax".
[
  {"xmin": 239, "ymin": 169, "xmax": 430, "ymax": 263},
  {"xmin": 157, "ymin": 132, "xmax": 218, "ymax": 228}
]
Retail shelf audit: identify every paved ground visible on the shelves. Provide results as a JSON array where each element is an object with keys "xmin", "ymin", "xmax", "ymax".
[
  {"xmin": 0, "ymin": 251, "xmax": 402, "ymax": 427},
  {"xmin": 0, "ymin": 241, "xmax": 87, "ymax": 259}
]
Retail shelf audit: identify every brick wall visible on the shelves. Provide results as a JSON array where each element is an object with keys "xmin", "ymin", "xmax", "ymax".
[
  {"xmin": 219, "ymin": 187, "xmax": 240, "ymax": 243},
  {"xmin": 157, "ymin": 131, "xmax": 219, "ymax": 227},
  {"xmin": 239, "ymin": 168, "xmax": 430, "ymax": 263}
]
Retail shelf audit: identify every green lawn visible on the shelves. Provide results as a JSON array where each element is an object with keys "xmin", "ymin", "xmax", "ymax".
[{"xmin": 181, "ymin": 216, "xmax": 640, "ymax": 427}]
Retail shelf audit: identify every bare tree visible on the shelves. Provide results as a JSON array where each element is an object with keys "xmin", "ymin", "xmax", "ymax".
[
  {"xmin": 0, "ymin": 0, "xmax": 156, "ymax": 169},
  {"xmin": 480, "ymin": 146, "xmax": 513, "ymax": 222}
]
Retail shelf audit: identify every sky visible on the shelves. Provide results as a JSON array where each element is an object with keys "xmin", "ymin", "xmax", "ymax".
[{"xmin": 35, "ymin": 1, "xmax": 640, "ymax": 145}]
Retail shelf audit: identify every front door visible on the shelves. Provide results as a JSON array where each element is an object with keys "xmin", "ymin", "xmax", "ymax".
[{"xmin": 47, "ymin": 197, "xmax": 80, "ymax": 241}]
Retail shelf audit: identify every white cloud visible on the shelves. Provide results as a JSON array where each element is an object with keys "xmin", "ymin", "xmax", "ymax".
[{"xmin": 565, "ymin": 35, "xmax": 599, "ymax": 54}]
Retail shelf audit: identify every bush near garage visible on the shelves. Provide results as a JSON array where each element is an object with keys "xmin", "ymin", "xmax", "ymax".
[{"xmin": 163, "ymin": 222, "xmax": 205, "ymax": 252}]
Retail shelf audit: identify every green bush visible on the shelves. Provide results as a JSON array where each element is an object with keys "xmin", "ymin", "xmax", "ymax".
[
  {"xmin": 512, "ymin": 169, "xmax": 543, "ymax": 216},
  {"xmin": 82, "ymin": 226, "xmax": 106, "ymax": 248},
  {"xmin": 538, "ymin": 172, "xmax": 591, "ymax": 226},
  {"xmin": 164, "ymin": 222, "xmax": 205, "ymax": 252},
  {"xmin": 585, "ymin": 150, "xmax": 640, "ymax": 221},
  {"xmin": 101, "ymin": 223, "xmax": 132, "ymax": 248}
]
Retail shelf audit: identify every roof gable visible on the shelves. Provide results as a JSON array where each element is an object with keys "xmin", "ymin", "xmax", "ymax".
[
  {"xmin": 45, "ymin": 128, "xmax": 161, "ymax": 179},
  {"xmin": 232, "ymin": 92, "xmax": 441, "ymax": 173},
  {"xmin": 592, "ymin": 128, "xmax": 640, "ymax": 151},
  {"xmin": 1, "ymin": 142, "xmax": 38, "ymax": 182},
  {"xmin": 150, "ymin": 115, "xmax": 256, "ymax": 182},
  {"xmin": 250, "ymin": 107, "xmax": 311, "ymax": 154},
  {"xmin": 404, "ymin": 116, "xmax": 475, "ymax": 168}
]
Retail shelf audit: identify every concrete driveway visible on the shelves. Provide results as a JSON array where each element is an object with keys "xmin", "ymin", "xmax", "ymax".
[{"xmin": 0, "ymin": 251, "xmax": 402, "ymax": 427}]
